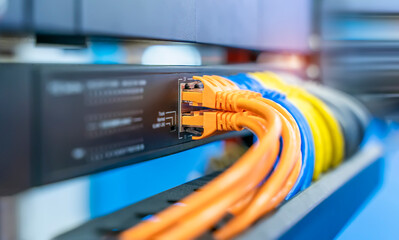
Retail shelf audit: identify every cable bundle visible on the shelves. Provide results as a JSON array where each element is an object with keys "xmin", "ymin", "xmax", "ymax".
[{"xmin": 119, "ymin": 72, "xmax": 369, "ymax": 240}]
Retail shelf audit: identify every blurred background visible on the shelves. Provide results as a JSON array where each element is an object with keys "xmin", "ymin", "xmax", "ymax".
[{"xmin": 0, "ymin": 0, "xmax": 399, "ymax": 239}]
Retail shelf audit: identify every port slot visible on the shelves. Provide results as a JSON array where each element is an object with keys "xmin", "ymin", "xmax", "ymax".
[
  {"xmin": 178, "ymin": 78, "xmax": 206, "ymax": 138},
  {"xmin": 180, "ymin": 111, "xmax": 207, "ymax": 137}
]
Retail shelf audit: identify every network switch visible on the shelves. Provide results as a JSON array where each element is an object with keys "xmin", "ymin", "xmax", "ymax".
[{"xmin": 0, "ymin": 64, "xmax": 264, "ymax": 195}]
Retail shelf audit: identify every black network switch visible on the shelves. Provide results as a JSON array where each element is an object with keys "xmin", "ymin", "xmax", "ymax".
[{"xmin": 0, "ymin": 64, "xmax": 268, "ymax": 196}]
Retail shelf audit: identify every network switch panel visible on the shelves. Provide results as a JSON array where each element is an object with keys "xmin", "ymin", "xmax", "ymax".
[{"xmin": 0, "ymin": 64, "xmax": 266, "ymax": 196}]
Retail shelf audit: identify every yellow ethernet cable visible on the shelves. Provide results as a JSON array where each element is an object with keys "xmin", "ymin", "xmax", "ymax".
[
  {"xmin": 254, "ymin": 72, "xmax": 345, "ymax": 168},
  {"xmin": 249, "ymin": 72, "xmax": 344, "ymax": 178},
  {"xmin": 289, "ymin": 97, "xmax": 326, "ymax": 179},
  {"xmin": 288, "ymin": 86, "xmax": 334, "ymax": 172},
  {"xmin": 250, "ymin": 72, "xmax": 328, "ymax": 179},
  {"xmin": 295, "ymin": 87, "xmax": 345, "ymax": 169}
]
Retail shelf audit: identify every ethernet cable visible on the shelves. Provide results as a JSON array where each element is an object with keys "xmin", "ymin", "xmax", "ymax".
[
  {"xmin": 308, "ymin": 89, "xmax": 360, "ymax": 157},
  {"xmin": 258, "ymin": 71, "xmax": 346, "ymax": 167},
  {"xmin": 295, "ymin": 87, "xmax": 344, "ymax": 168},
  {"xmin": 120, "ymin": 72, "xmax": 362, "ymax": 240},
  {"xmin": 248, "ymin": 72, "xmax": 328, "ymax": 175},
  {"xmin": 305, "ymin": 83, "xmax": 370, "ymax": 156},
  {"xmin": 226, "ymin": 73, "xmax": 314, "ymax": 197},
  {"xmin": 120, "ymin": 75, "xmax": 301, "ymax": 240},
  {"xmin": 250, "ymin": 72, "xmax": 345, "ymax": 175},
  {"xmin": 211, "ymin": 97, "xmax": 301, "ymax": 240},
  {"xmin": 120, "ymin": 78, "xmax": 284, "ymax": 239},
  {"xmin": 153, "ymin": 75, "xmax": 301, "ymax": 240},
  {"xmin": 291, "ymin": 97, "xmax": 326, "ymax": 178},
  {"xmin": 154, "ymin": 113, "xmax": 295, "ymax": 240},
  {"xmin": 249, "ymin": 72, "xmax": 328, "ymax": 178},
  {"xmin": 121, "ymin": 112, "xmax": 280, "ymax": 239}
]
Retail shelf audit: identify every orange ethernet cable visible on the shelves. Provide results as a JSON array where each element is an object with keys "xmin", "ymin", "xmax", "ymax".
[
  {"xmin": 213, "ymin": 97, "xmax": 302, "ymax": 240},
  {"xmin": 225, "ymin": 73, "xmax": 314, "ymax": 197},
  {"xmin": 120, "ymin": 76, "xmax": 284, "ymax": 239},
  {"xmin": 249, "ymin": 72, "xmax": 330, "ymax": 170},
  {"xmin": 153, "ymin": 114, "xmax": 281, "ymax": 240},
  {"xmin": 215, "ymin": 156, "xmax": 301, "ymax": 240},
  {"xmin": 118, "ymin": 72, "xmax": 365, "ymax": 240},
  {"xmin": 153, "ymin": 77, "xmax": 301, "ymax": 239},
  {"xmin": 122, "ymin": 111, "xmax": 282, "ymax": 239}
]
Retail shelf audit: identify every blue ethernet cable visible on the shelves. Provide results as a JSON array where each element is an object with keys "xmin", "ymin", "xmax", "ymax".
[
  {"xmin": 240, "ymin": 73, "xmax": 315, "ymax": 196},
  {"xmin": 229, "ymin": 73, "xmax": 314, "ymax": 198},
  {"xmin": 225, "ymin": 73, "xmax": 315, "ymax": 199}
]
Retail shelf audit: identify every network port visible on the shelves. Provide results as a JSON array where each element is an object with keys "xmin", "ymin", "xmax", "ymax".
[{"xmin": 178, "ymin": 79, "xmax": 206, "ymax": 138}]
